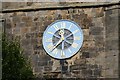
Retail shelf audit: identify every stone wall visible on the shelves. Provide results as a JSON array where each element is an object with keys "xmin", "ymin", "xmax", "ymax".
[
  {"xmin": 104, "ymin": 6, "xmax": 119, "ymax": 78},
  {"xmin": 2, "ymin": 2, "xmax": 119, "ymax": 78}
]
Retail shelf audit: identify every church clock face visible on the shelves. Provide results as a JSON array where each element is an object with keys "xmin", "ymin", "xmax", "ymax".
[{"xmin": 42, "ymin": 20, "xmax": 83, "ymax": 59}]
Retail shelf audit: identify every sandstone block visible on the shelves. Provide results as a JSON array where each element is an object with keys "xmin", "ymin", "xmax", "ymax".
[
  {"xmin": 21, "ymin": 16, "xmax": 33, "ymax": 22},
  {"xmin": 105, "ymin": 39, "xmax": 119, "ymax": 50},
  {"xmin": 90, "ymin": 27, "xmax": 104, "ymax": 35},
  {"xmin": 20, "ymin": 27, "xmax": 29, "ymax": 33}
]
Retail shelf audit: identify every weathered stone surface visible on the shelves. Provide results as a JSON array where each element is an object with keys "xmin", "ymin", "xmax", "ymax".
[
  {"xmin": 21, "ymin": 16, "xmax": 33, "ymax": 22},
  {"xmin": 30, "ymin": 26, "xmax": 39, "ymax": 32},
  {"xmin": 6, "ymin": 22, "xmax": 12, "ymax": 29},
  {"xmin": 92, "ymin": 17, "xmax": 104, "ymax": 27},
  {"xmin": 90, "ymin": 27, "xmax": 104, "ymax": 35},
  {"xmin": 52, "ymin": 60, "xmax": 60, "ymax": 71},
  {"xmin": 105, "ymin": 10, "xmax": 113, "ymax": 15},
  {"xmin": 20, "ymin": 27, "xmax": 29, "ymax": 33},
  {"xmin": 25, "ymin": 32, "xmax": 43, "ymax": 39},
  {"xmin": 30, "ymin": 38, "xmax": 37, "ymax": 45},
  {"xmin": 93, "ymin": 69, "xmax": 101, "ymax": 77},
  {"xmin": 16, "ymin": 12, "xmax": 26, "ymax": 16},
  {"xmin": 12, "ymin": 16, "xmax": 21, "ymax": 23},
  {"xmin": 21, "ymin": 39, "xmax": 31, "ymax": 47},
  {"xmin": 82, "ymin": 40, "xmax": 95, "ymax": 49},
  {"xmin": 33, "ymin": 44, "xmax": 43, "ymax": 50},
  {"xmin": 13, "ymin": 27, "xmax": 20, "ymax": 34},
  {"xmin": 74, "ymin": 58, "xmax": 86, "ymax": 65},
  {"xmin": 2, "ymin": 2, "xmax": 119, "ymax": 78},
  {"xmin": 82, "ymin": 69, "xmax": 92, "ymax": 77},
  {"xmin": 84, "ymin": 35, "xmax": 95, "ymax": 41},
  {"xmin": 105, "ymin": 40, "xmax": 119, "ymax": 50},
  {"xmin": 105, "ymin": 9, "xmax": 119, "ymax": 51},
  {"xmin": 82, "ymin": 52, "xmax": 90, "ymax": 58},
  {"xmin": 16, "ymin": 22, "xmax": 26, "ymax": 28},
  {"xmin": 88, "ymin": 49, "xmax": 99, "ymax": 58},
  {"xmin": 91, "ymin": 8, "xmax": 104, "ymax": 18},
  {"xmin": 83, "ymin": 29, "xmax": 89, "ymax": 36},
  {"xmin": 23, "ymin": 50, "xmax": 32, "ymax": 58},
  {"xmin": 72, "ymin": 12, "xmax": 93, "ymax": 29}
]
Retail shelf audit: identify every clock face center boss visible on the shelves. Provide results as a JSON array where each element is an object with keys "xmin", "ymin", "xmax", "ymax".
[{"xmin": 42, "ymin": 20, "xmax": 83, "ymax": 59}]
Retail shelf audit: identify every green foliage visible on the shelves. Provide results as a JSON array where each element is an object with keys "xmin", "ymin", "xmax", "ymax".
[{"xmin": 2, "ymin": 34, "xmax": 34, "ymax": 80}]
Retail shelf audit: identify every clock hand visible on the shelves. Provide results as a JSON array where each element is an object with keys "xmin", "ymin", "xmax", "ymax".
[
  {"xmin": 64, "ymin": 39, "xmax": 72, "ymax": 45},
  {"xmin": 65, "ymin": 33, "xmax": 72, "ymax": 39},
  {"xmin": 65, "ymin": 30, "xmax": 79, "ymax": 39},
  {"xmin": 51, "ymin": 29, "xmax": 65, "ymax": 52},
  {"xmin": 50, "ymin": 39, "xmax": 63, "ymax": 52},
  {"xmin": 54, "ymin": 38, "xmax": 62, "ymax": 48},
  {"xmin": 62, "ymin": 41, "xmax": 64, "ymax": 50},
  {"xmin": 61, "ymin": 41, "xmax": 66, "ymax": 57},
  {"xmin": 53, "ymin": 34, "xmax": 60, "ymax": 39}
]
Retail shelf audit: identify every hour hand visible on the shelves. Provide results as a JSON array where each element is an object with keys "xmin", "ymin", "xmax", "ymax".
[{"xmin": 51, "ymin": 39, "xmax": 62, "ymax": 52}]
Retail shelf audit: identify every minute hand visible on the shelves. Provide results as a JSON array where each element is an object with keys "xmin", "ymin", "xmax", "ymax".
[
  {"xmin": 65, "ymin": 30, "xmax": 79, "ymax": 39},
  {"xmin": 65, "ymin": 33, "xmax": 72, "ymax": 39},
  {"xmin": 51, "ymin": 29, "xmax": 65, "ymax": 52}
]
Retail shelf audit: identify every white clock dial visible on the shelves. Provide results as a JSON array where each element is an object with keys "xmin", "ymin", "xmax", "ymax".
[{"xmin": 42, "ymin": 20, "xmax": 83, "ymax": 59}]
